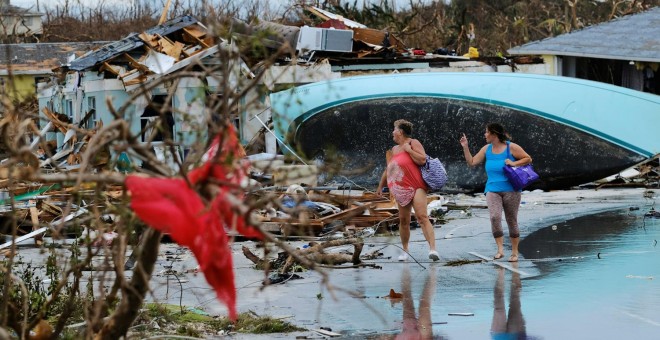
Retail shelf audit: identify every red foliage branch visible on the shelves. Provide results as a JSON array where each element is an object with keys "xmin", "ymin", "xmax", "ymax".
[{"xmin": 125, "ymin": 126, "xmax": 262, "ymax": 320}]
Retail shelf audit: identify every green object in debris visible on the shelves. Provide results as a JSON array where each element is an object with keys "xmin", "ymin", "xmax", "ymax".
[
  {"xmin": 117, "ymin": 152, "xmax": 132, "ymax": 173},
  {"xmin": 0, "ymin": 185, "xmax": 58, "ymax": 205}
]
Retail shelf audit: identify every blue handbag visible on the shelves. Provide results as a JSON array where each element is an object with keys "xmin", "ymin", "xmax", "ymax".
[
  {"xmin": 503, "ymin": 143, "xmax": 539, "ymax": 191},
  {"xmin": 420, "ymin": 155, "xmax": 448, "ymax": 192}
]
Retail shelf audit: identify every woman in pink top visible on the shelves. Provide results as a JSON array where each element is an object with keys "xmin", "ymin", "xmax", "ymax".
[{"xmin": 377, "ymin": 119, "xmax": 439, "ymax": 262}]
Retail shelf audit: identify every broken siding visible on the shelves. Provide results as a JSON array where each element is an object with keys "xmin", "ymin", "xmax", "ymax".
[
  {"xmin": 38, "ymin": 73, "xmax": 130, "ymax": 148},
  {"xmin": 174, "ymin": 77, "xmax": 208, "ymax": 148}
]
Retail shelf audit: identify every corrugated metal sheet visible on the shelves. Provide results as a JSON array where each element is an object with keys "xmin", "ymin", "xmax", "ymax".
[{"xmin": 508, "ymin": 7, "xmax": 660, "ymax": 62}]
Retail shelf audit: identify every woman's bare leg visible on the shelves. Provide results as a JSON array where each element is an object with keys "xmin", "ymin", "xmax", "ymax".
[
  {"xmin": 398, "ymin": 203, "xmax": 412, "ymax": 252},
  {"xmin": 412, "ymin": 189, "xmax": 436, "ymax": 251},
  {"xmin": 494, "ymin": 236, "xmax": 505, "ymax": 259}
]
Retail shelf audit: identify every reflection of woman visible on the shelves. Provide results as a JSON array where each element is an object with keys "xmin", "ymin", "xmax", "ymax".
[
  {"xmin": 377, "ymin": 119, "xmax": 439, "ymax": 262},
  {"xmin": 459, "ymin": 123, "xmax": 532, "ymax": 262},
  {"xmin": 491, "ymin": 265, "xmax": 526, "ymax": 339},
  {"xmin": 396, "ymin": 266, "xmax": 436, "ymax": 340}
]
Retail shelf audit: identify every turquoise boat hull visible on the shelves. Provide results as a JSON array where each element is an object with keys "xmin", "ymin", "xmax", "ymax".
[{"xmin": 269, "ymin": 73, "xmax": 660, "ymax": 190}]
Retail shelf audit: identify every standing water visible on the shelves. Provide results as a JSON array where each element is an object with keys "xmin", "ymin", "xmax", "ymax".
[
  {"xmin": 514, "ymin": 208, "xmax": 660, "ymax": 339},
  {"xmin": 360, "ymin": 207, "xmax": 659, "ymax": 339}
]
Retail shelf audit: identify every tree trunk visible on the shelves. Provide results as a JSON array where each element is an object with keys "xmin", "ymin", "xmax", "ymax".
[{"xmin": 94, "ymin": 229, "xmax": 161, "ymax": 340}]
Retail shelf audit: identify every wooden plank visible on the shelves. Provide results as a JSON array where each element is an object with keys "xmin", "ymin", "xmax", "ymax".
[
  {"xmin": 182, "ymin": 24, "xmax": 206, "ymax": 38},
  {"xmin": 29, "ymin": 200, "xmax": 40, "ymax": 228},
  {"xmin": 40, "ymin": 201, "xmax": 62, "ymax": 216},
  {"xmin": 123, "ymin": 76, "xmax": 148, "ymax": 86},
  {"xmin": 305, "ymin": 7, "xmax": 331, "ymax": 21},
  {"xmin": 183, "ymin": 27, "xmax": 209, "ymax": 48},
  {"xmin": 161, "ymin": 41, "xmax": 184, "ymax": 60},
  {"xmin": 318, "ymin": 203, "xmax": 374, "ymax": 223},
  {"xmin": 155, "ymin": 34, "xmax": 177, "ymax": 49},
  {"xmin": 158, "ymin": 0, "xmax": 172, "ymax": 24},
  {"xmin": 268, "ymin": 218, "xmax": 324, "ymax": 227},
  {"xmin": 101, "ymin": 62, "xmax": 121, "ymax": 76},
  {"xmin": 122, "ymin": 53, "xmax": 149, "ymax": 73},
  {"xmin": 117, "ymin": 68, "xmax": 139, "ymax": 80},
  {"xmin": 77, "ymin": 109, "xmax": 96, "ymax": 129},
  {"xmin": 138, "ymin": 32, "xmax": 159, "ymax": 48},
  {"xmin": 446, "ymin": 202, "xmax": 488, "ymax": 210},
  {"xmin": 41, "ymin": 107, "xmax": 68, "ymax": 134},
  {"xmin": 29, "ymin": 200, "xmax": 43, "ymax": 245},
  {"xmin": 352, "ymin": 27, "xmax": 407, "ymax": 52},
  {"xmin": 468, "ymin": 252, "xmax": 530, "ymax": 276}
]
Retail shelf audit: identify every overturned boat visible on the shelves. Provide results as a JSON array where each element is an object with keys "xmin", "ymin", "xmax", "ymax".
[{"xmin": 269, "ymin": 72, "xmax": 660, "ymax": 191}]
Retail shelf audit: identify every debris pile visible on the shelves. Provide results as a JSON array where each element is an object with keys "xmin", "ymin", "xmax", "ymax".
[
  {"xmin": 590, "ymin": 155, "xmax": 660, "ymax": 189},
  {"xmin": 62, "ymin": 16, "xmax": 223, "ymax": 91}
]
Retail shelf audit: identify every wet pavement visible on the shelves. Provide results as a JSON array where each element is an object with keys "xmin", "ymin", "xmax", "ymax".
[
  {"xmin": 191, "ymin": 188, "xmax": 659, "ymax": 339},
  {"xmin": 5, "ymin": 188, "xmax": 659, "ymax": 339}
]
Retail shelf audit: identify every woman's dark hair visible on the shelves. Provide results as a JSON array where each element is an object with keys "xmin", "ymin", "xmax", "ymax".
[
  {"xmin": 486, "ymin": 123, "xmax": 511, "ymax": 142},
  {"xmin": 394, "ymin": 119, "xmax": 413, "ymax": 137}
]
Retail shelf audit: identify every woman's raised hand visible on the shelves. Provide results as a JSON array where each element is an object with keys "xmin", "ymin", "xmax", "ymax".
[{"xmin": 460, "ymin": 133, "xmax": 468, "ymax": 147}]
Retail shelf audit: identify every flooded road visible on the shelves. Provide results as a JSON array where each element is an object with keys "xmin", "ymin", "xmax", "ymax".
[
  {"xmin": 203, "ymin": 190, "xmax": 658, "ymax": 339},
  {"xmin": 363, "ymin": 208, "xmax": 660, "ymax": 339},
  {"xmin": 513, "ymin": 208, "xmax": 660, "ymax": 339}
]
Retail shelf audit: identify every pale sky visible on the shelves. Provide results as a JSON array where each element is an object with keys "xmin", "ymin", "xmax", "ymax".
[
  {"xmin": 12, "ymin": 0, "xmax": 130, "ymax": 11},
  {"xmin": 11, "ymin": 0, "xmax": 444, "ymax": 12}
]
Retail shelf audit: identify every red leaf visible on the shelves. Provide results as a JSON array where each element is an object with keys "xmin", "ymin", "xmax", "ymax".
[
  {"xmin": 126, "ymin": 175, "xmax": 238, "ymax": 320},
  {"xmin": 125, "ymin": 125, "xmax": 263, "ymax": 321},
  {"xmin": 126, "ymin": 176, "xmax": 202, "ymax": 246},
  {"xmin": 188, "ymin": 125, "xmax": 263, "ymax": 240},
  {"xmin": 192, "ymin": 210, "xmax": 237, "ymax": 320}
]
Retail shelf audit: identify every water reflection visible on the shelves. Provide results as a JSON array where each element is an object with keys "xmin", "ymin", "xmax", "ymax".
[
  {"xmin": 393, "ymin": 266, "xmax": 441, "ymax": 340},
  {"xmin": 491, "ymin": 264, "xmax": 527, "ymax": 339},
  {"xmin": 519, "ymin": 210, "xmax": 638, "ymax": 260}
]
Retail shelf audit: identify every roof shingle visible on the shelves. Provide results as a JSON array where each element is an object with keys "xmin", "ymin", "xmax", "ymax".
[{"xmin": 508, "ymin": 7, "xmax": 660, "ymax": 62}]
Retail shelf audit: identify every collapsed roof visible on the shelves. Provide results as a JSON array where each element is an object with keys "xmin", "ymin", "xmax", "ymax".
[{"xmin": 63, "ymin": 15, "xmax": 238, "ymax": 91}]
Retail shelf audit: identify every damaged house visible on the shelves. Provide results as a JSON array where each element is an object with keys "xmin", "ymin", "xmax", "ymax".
[
  {"xmin": 37, "ymin": 16, "xmax": 253, "ymax": 170},
  {"xmin": 508, "ymin": 6, "xmax": 660, "ymax": 95},
  {"xmin": 0, "ymin": 0, "xmax": 43, "ymax": 43},
  {"xmin": 1, "ymin": 42, "xmax": 105, "ymax": 104}
]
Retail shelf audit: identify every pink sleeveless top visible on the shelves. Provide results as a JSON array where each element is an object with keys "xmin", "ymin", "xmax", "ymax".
[{"xmin": 387, "ymin": 151, "xmax": 427, "ymax": 207}]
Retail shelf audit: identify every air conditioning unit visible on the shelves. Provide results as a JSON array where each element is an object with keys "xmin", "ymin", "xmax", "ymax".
[{"xmin": 296, "ymin": 26, "xmax": 353, "ymax": 54}]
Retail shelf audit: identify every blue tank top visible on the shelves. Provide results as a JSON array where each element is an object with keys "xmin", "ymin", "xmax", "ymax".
[{"xmin": 484, "ymin": 142, "xmax": 517, "ymax": 193}]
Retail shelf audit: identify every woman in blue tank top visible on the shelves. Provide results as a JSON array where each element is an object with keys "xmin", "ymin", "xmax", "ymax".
[{"xmin": 459, "ymin": 123, "xmax": 532, "ymax": 262}]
